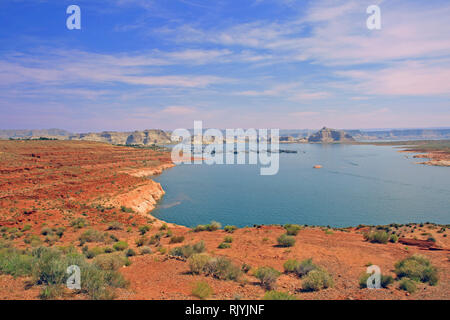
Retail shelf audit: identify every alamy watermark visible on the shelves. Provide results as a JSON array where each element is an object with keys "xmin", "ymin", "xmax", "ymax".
[{"xmin": 171, "ymin": 121, "xmax": 280, "ymax": 176}]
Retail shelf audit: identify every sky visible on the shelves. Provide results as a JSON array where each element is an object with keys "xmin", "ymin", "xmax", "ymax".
[{"xmin": 0, "ymin": 0, "xmax": 449, "ymax": 132}]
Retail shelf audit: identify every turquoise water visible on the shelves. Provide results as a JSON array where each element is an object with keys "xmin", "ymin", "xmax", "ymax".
[{"xmin": 152, "ymin": 144, "xmax": 450, "ymax": 228}]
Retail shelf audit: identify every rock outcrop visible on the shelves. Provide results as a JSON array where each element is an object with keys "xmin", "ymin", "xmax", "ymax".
[{"xmin": 308, "ymin": 127, "xmax": 355, "ymax": 143}]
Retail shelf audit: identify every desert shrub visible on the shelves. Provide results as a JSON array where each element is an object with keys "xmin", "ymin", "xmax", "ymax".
[
  {"xmin": 31, "ymin": 247, "xmax": 70, "ymax": 285},
  {"xmin": 399, "ymin": 278, "xmax": 417, "ymax": 294},
  {"xmin": 70, "ymin": 218, "xmax": 87, "ymax": 229},
  {"xmin": 193, "ymin": 225, "xmax": 207, "ymax": 232},
  {"xmin": 277, "ymin": 234, "xmax": 295, "ymax": 247},
  {"xmin": 138, "ymin": 225, "xmax": 151, "ymax": 235},
  {"xmin": 169, "ymin": 236, "xmax": 185, "ymax": 244},
  {"xmin": 140, "ymin": 246, "xmax": 152, "ymax": 255},
  {"xmin": 192, "ymin": 281, "xmax": 213, "ymax": 299},
  {"xmin": 193, "ymin": 221, "xmax": 222, "ymax": 232},
  {"xmin": 79, "ymin": 229, "xmax": 105, "ymax": 245},
  {"xmin": 188, "ymin": 254, "xmax": 211, "ymax": 274},
  {"xmin": 218, "ymin": 242, "xmax": 231, "ymax": 249},
  {"xmin": 85, "ymin": 246, "xmax": 105, "ymax": 259},
  {"xmin": 205, "ymin": 256, "xmax": 241, "ymax": 281},
  {"xmin": 135, "ymin": 237, "xmax": 147, "ymax": 247},
  {"xmin": 170, "ymin": 241, "xmax": 205, "ymax": 258},
  {"xmin": 120, "ymin": 206, "xmax": 134, "ymax": 214},
  {"xmin": 263, "ymin": 290, "xmax": 297, "ymax": 300},
  {"xmin": 241, "ymin": 263, "xmax": 251, "ymax": 273},
  {"xmin": 41, "ymin": 227, "xmax": 52, "ymax": 236},
  {"xmin": 394, "ymin": 255, "xmax": 438, "ymax": 285},
  {"xmin": 0, "ymin": 248, "xmax": 33, "ymax": 277},
  {"xmin": 22, "ymin": 224, "xmax": 32, "ymax": 232},
  {"xmin": 359, "ymin": 272, "xmax": 394, "ymax": 288},
  {"xmin": 363, "ymin": 231, "xmax": 389, "ymax": 244},
  {"xmin": 224, "ymin": 236, "xmax": 233, "ymax": 243},
  {"xmin": 295, "ymin": 258, "xmax": 319, "ymax": 277},
  {"xmin": 159, "ymin": 223, "xmax": 168, "ymax": 230},
  {"xmin": 283, "ymin": 259, "xmax": 300, "ymax": 273},
  {"xmin": 39, "ymin": 284, "xmax": 64, "ymax": 300},
  {"xmin": 93, "ymin": 253, "xmax": 127, "ymax": 271},
  {"xmin": 107, "ymin": 222, "xmax": 122, "ymax": 230},
  {"xmin": 207, "ymin": 221, "xmax": 221, "ymax": 231},
  {"xmin": 284, "ymin": 224, "xmax": 302, "ymax": 236},
  {"xmin": 389, "ymin": 234, "xmax": 399, "ymax": 243},
  {"xmin": 302, "ymin": 268, "xmax": 333, "ymax": 291},
  {"xmin": 54, "ymin": 227, "xmax": 65, "ymax": 238},
  {"xmin": 113, "ymin": 241, "xmax": 128, "ymax": 251},
  {"xmin": 254, "ymin": 267, "xmax": 281, "ymax": 290},
  {"xmin": 125, "ymin": 249, "xmax": 136, "ymax": 257},
  {"xmin": 224, "ymin": 225, "xmax": 237, "ymax": 233}
]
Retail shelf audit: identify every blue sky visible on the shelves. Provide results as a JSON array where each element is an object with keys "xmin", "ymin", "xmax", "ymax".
[{"xmin": 0, "ymin": 0, "xmax": 449, "ymax": 132}]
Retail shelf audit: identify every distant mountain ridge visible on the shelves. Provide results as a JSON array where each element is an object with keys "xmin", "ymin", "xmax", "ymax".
[
  {"xmin": 308, "ymin": 127, "xmax": 355, "ymax": 143},
  {"xmin": 2, "ymin": 127, "xmax": 450, "ymax": 145},
  {"xmin": 0, "ymin": 129, "xmax": 171, "ymax": 146}
]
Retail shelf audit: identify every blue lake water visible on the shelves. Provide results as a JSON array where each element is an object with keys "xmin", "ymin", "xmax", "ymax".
[{"xmin": 152, "ymin": 144, "xmax": 450, "ymax": 228}]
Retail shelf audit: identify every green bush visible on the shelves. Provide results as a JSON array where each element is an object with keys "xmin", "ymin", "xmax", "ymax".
[
  {"xmin": 107, "ymin": 222, "xmax": 122, "ymax": 230},
  {"xmin": 207, "ymin": 221, "xmax": 221, "ymax": 231},
  {"xmin": 170, "ymin": 241, "xmax": 205, "ymax": 258},
  {"xmin": 138, "ymin": 225, "xmax": 151, "ymax": 235},
  {"xmin": 85, "ymin": 246, "xmax": 105, "ymax": 259},
  {"xmin": 254, "ymin": 267, "xmax": 281, "ymax": 290},
  {"xmin": 284, "ymin": 224, "xmax": 302, "ymax": 236},
  {"xmin": 188, "ymin": 254, "xmax": 211, "ymax": 274},
  {"xmin": 283, "ymin": 259, "xmax": 300, "ymax": 273},
  {"xmin": 125, "ymin": 249, "xmax": 136, "ymax": 257},
  {"xmin": 79, "ymin": 229, "xmax": 105, "ymax": 245},
  {"xmin": 93, "ymin": 253, "xmax": 127, "ymax": 271},
  {"xmin": 263, "ymin": 290, "xmax": 297, "ymax": 300},
  {"xmin": 277, "ymin": 234, "xmax": 295, "ymax": 247},
  {"xmin": 363, "ymin": 231, "xmax": 389, "ymax": 244},
  {"xmin": 295, "ymin": 258, "xmax": 319, "ymax": 277},
  {"xmin": 113, "ymin": 241, "xmax": 128, "ymax": 251},
  {"xmin": 205, "ymin": 256, "xmax": 241, "ymax": 281},
  {"xmin": 389, "ymin": 234, "xmax": 399, "ymax": 243},
  {"xmin": 359, "ymin": 272, "xmax": 394, "ymax": 288},
  {"xmin": 192, "ymin": 281, "xmax": 213, "ymax": 299},
  {"xmin": 302, "ymin": 268, "xmax": 333, "ymax": 291},
  {"xmin": 39, "ymin": 284, "xmax": 64, "ymax": 300},
  {"xmin": 224, "ymin": 225, "xmax": 237, "ymax": 233},
  {"xmin": 135, "ymin": 236, "xmax": 147, "ymax": 247},
  {"xmin": 169, "ymin": 236, "xmax": 185, "ymax": 244},
  {"xmin": 70, "ymin": 218, "xmax": 87, "ymax": 229},
  {"xmin": 394, "ymin": 255, "xmax": 438, "ymax": 285},
  {"xmin": 399, "ymin": 278, "xmax": 417, "ymax": 294},
  {"xmin": 224, "ymin": 236, "xmax": 233, "ymax": 243},
  {"xmin": 218, "ymin": 242, "xmax": 231, "ymax": 249},
  {"xmin": 0, "ymin": 248, "xmax": 33, "ymax": 277},
  {"xmin": 140, "ymin": 246, "xmax": 152, "ymax": 255},
  {"xmin": 194, "ymin": 221, "xmax": 222, "ymax": 232}
]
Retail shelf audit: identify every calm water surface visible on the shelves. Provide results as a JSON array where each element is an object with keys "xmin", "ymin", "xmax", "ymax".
[{"xmin": 152, "ymin": 144, "xmax": 450, "ymax": 227}]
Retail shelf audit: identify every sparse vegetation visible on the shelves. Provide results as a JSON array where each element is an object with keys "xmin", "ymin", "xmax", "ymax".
[
  {"xmin": 363, "ymin": 231, "xmax": 389, "ymax": 244},
  {"xmin": 277, "ymin": 234, "xmax": 295, "ymax": 247},
  {"xmin": 263, "ymin": 290, "xmax": 297, "ymax": 300},
  {"xmin": 302, "ymin": 268, "xmax": 333, "ymax": 291},
  {"xmin": 254, "ymin": 267, "xmax": 281, "ymax": 290},
  {"xmin": 394, "ymin": 255, "xmax": 438, "ymax": 285},
  {"xmin": 192, "ymin": 281, "xmax": 213, "ymax": 299}
]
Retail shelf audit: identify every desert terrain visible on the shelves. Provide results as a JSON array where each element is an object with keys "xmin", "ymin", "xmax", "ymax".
[{"xmin": 0, "ymin": 140, "xmax": 448, "ymax": 300}]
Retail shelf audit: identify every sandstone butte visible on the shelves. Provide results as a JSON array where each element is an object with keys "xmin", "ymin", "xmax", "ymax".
[{"xmin": 0, "ymin": 140, "xmax": 449, "ymax": 300}]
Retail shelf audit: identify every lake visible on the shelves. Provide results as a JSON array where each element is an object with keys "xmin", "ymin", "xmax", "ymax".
[{"xmin": 151, "ymin": 144, "xmax": 450, "ymax": 228}]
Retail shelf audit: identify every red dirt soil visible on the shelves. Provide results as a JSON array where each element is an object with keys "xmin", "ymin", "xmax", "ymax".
[{"xmin": 0, "ymin": 140, "xmax": 449, "ymax": 300}]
